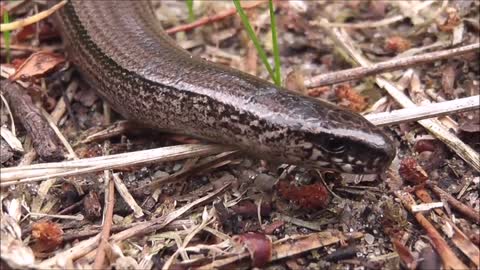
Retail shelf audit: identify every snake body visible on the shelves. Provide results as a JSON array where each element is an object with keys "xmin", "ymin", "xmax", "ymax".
[{"xmin": 55, "ymin": 1, "xmax": 395, "ymax": 174}]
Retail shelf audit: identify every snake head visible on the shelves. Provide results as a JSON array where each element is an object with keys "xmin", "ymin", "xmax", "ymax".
[
  {"xmin": 303, "ymin": 127, "xmax": 396, "ymax": 174},
  {"xmin": 298, "ymin": 107, "xmax": 396, "ymax": 174}
]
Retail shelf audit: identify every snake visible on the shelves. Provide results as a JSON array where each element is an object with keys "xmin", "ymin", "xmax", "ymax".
[{"xmin": 53, "ymin": 0, "xmax": 395, "ymax": 174}]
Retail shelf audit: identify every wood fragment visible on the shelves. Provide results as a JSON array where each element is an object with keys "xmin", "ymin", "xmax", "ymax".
[
  {"xmin": 1, "ymin": 80, "xmax": 65, "ymax": 161},
  {"xmin": 427, "ymin": 182, "xmax": 480, "ymax": 225},
  {"xmin": 396, "ymin": 190, "xmax": 468, "ymax": 270},
  {"xmin": 93, "ymin": 171, "xmax": 115, "ymax": 269}
]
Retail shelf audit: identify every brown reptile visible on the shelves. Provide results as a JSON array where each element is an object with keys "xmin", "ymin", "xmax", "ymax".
[{"xmin": 54, "ymin": 0, "xmax": 395, "ymax": 174}]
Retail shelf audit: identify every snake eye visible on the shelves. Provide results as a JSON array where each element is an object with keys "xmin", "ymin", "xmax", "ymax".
[{"xmin": 325, "ymin": 137, "xmax": 345, "ymax": 153}]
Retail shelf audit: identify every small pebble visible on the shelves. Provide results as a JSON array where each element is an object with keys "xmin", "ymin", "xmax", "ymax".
[
  {"xmin": 254, "ymin": 173, "xmax": 276, "ymax": 192},
  {"xmin": 364, "ymin": 233, "xmax": 375, "ymax": 245},
  {"xmin": 172, "ymin": 162, "xmax": 183, "ymax": 172}
]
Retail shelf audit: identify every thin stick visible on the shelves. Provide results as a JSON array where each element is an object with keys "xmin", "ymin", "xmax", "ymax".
[
  {"xmin": 305, "ymin": 43, "xmax": 480, "ymax": 87},
  {"xmin": 365, "ymin": 95, "xmax": 480, "ymax": 126},
  {"xmin": 93, "ymin": 171, "xmax": 115, "ymax": 269},
  {"xmin": 427, "ymin": 182, "xmax": 480, "ymax": 225},
  {"xmin": 396, "ymin": 190, "xmax": 468, "ymax": 269},
  {"xmin": 165, "ymin": 1, "xmax": 264, "ymax": 34}
]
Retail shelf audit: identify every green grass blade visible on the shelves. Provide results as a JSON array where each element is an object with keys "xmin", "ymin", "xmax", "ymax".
[
  {"xmin": 3, "ymin": 11, "xmax": 11, "ymax": 63},
  {"xmin": 232, "ymin": 0, "xmax": 276, "ymax": 84},
  {"xmin": 186, "ymin": 0, "xmax": 195, "ymax": 22},
  {"xmin": 268, "ymin": 0, "xmax": 281, "ymax": 86}
]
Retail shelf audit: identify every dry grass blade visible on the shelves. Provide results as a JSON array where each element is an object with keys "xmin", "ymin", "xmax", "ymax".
[
  {"xmin": 0, "ymin": 0, "xmax": 67, "ymax": 32},
  {"xmin": 0, "ymin": 144, "xmax": 231, "ymax": 186},
  {"xmin": 365, "ymin": 95, "xmax": 480, "ymax": 126}
]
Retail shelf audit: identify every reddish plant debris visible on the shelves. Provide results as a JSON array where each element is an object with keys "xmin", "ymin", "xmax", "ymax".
[
  {"xmin": 31, "ymin": 221, "xmax": 64, "ymax": 253},
  {"xmin": 10, "ymin": 52, "xmax": 65, "ymax": 81},
  {"xmin": 11, "ymin": 58, "xmax": 28, "ymax": 70},
  {"xmin": 231, "ymin": 200, "xmax": 272, "ymax": 218},
  {"xmin": 15, "ymin": 21, "xmax": 58, "ymax": 42},
  {"xmin": 277, "ymin": 181, "xmax": 330, "ymax": 209},
  {"xmin": 83, "ymin": 190, "xmax": 102, "ymax": 221},
  {"xmin": 307, "ymin": 86, "xmax": 330, "ymax": 97},
  {"xmin": 438, "ymin": 7, "xmax": 461, "ymax": 32},
  {"xmin": 263, "ymin": 220, "xmax": 285, "ymax": 235},
  {"xmin": 232, "ymin": 232, "xmax": 272, "ymax": 268},
  {"xmin": 385, "ymin": 36, "xmax": 411, "ymax": 54},
  {"xmin": 76, "ymin": 144, "xmax": 103, "ymax": 159},
  {"xmin": 334, "ymin": 84, "xmax": 368, "ymax": 112},
  {"xmin": 392, "ymin": 238, "xmax": 416, "ymax": 270},
  {"xmin": 399, "ymin": 157, "xmax": 429, "ymax": 184},
  {"xmin": 414, "ymin": 140, "xmax": 437, "ymax": 153}
]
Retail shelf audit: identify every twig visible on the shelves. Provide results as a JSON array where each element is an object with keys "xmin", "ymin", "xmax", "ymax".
[
  {"xmin": 0, "ymin": 0, "xmax": 67, "ymax": 32},
  {"xmin": 414, "ymin": 188, "xmax": 480, "ymax": 266},
  {"xmin": 1, "ymin": 80, "xmax": 65, "ymax": 161},
  {"xmin": 166, "ymin": 1, "xmax": 265, "ymax": 34},
  {"xmin": 322, "ymin": 24, "xmax": 480, "ymax": 172},
  {"xmin": 427, "ymin": 182, "xmax": 480, "ymax": 225},
  {"xmin": 305, "ymin": 43, "xmax": 480, "ymax": 87},
  {"xmin": 365, "ymin": 95, "xmax": 480, "ymax": 126},
  {"xmin": 396, "ymin": 190, "xmax": 468, "ymax": 269},
  {"xmin": 93, "ymin": 171, "xmax": 115, "ymax": 269}
]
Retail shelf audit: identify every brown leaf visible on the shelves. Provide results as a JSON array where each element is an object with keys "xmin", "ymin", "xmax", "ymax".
[
  {"xmin": 10, "ymin": 51, "xmax": 65, "ymax": 81},
  {"xmin": 31, "ymin": 221, "xmax": 64, "ymax": 253},
  {"xmin": 232, "ymin": 232, "xmax": 272, "ymax": 268},
  {"xmin": 399, "ymin": 157, "xmax": 429, "ymax": 184}
]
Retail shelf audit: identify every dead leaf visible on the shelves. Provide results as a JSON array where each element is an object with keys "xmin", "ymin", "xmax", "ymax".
[{"xmin": 10, "ymin": 51, "xmax": 65, "ymax": 81}]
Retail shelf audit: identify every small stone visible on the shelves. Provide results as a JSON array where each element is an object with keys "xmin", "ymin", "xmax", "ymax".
[
  {"xmin": 364, "ymin": 233, "xmax": 375, "ymax": 245},
  {"xmin": 172, "ymin": 163, "xmax": 183, "ymax": 172},
  {"xmin": 254, "ymin": 173, "xmax": 276, "ymax": 192}
]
